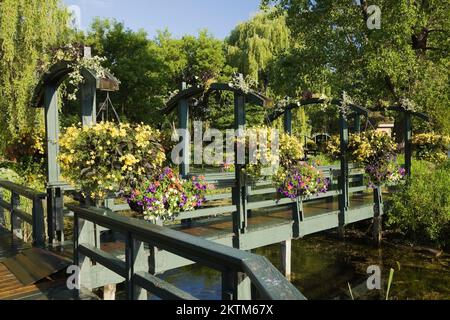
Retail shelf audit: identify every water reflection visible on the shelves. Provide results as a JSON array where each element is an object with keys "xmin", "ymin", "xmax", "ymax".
[{"xmin": 121, "ymin": 231, "xmax": 450, "ymax": 300}]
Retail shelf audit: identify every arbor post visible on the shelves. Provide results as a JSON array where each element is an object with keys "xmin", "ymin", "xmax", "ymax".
[
  {"xmin": 404, "ymin": 112, "xmax": 413, "ymax": 178},
  {"xmin": 338, "ymin": 113, "xmax": 349, "ymax": 238},
  {"xmin": 178, "ymin": 82, "xmax": 190, "ymax": 178},
  {"xmin": 373, "ymin": 186, "xmax": 383, "ymax": 246},
  {"xmin": 284, "ymin": 109, "xmax": 293, "ymax": 134}
]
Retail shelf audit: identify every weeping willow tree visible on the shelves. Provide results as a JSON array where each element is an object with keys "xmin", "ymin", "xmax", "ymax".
[
  {"xmin": 226, "ymin": 11, "xmax": 291, "ymax": 92},
  {"xmin": 0, "ymin": 0, "xmax": 70, "ymax": 151}
]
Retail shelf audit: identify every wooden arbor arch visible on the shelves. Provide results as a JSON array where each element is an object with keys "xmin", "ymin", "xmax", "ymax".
[
  {"xmin": 268, "ymin": 98, "xmax": 370, "ymax": 237},
  {"xmin": 163, "ymin": 82, "xmax": 270, "ymax": 247},
  {"xmin": 32, "ymin": 56, "xmax": 119, "ymax": 242},
  {"xmin": 163, "ymin": 82, "xmax": 270, "ymax": 177}
]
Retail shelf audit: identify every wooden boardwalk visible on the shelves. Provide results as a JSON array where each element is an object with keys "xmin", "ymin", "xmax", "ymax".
[
  {"xmin": 0, "ymin": 226, "xmax": 97, "ymax": 300},
  {"xmin": 174, "ymin": 192, "xmax": 373, "ymax": 240}
]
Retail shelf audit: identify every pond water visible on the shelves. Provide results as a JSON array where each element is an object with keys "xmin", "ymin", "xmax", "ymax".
[{"xmin": 148, "ymin": 229, "xmax": 450, "ymax": 300}]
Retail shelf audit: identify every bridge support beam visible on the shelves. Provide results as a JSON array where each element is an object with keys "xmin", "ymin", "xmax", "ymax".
[
  {"xmin": 281, "ymin": 240, "xmax": 292, "ymax": 281},
  {"xmin": 222, "ymin": 270, "xmax": 252, "ymax": 300},
  {"xmin": 284, "ymin": 109, "xmax": 293, "ymax": 134},
  {"xmin": 404, "ymin": 113, "xmax": 413, "ymax": 178},
  {"xmin": 103, "ymin": 284, "xmax": 116, "ymax": 300}
]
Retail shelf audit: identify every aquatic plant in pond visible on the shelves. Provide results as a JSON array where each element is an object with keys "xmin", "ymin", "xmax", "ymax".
[
  {"xmin": 274, "ymin": 162, "xmax": 329, "ymax": 199},
  {"xmin": 126, "ymin": 168, "xmax": 211, "ymax": 221}
]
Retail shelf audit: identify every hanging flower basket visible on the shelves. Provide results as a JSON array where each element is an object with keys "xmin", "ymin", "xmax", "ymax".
[
  {"xmin": 326, "ymin": 130, "xmax": 407, "ymax": 187},
  {"xmin": 126, "ymin": 168, "xmax": 212, "ymax": 221},
  {"xmin": 273, "ymin": 162, "xmax": 329, "ymax": 200}
]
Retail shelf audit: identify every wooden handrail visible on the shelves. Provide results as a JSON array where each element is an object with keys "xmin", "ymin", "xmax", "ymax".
[{"xmin": 0, "ymin": 180, "xmax": 46, "ymax": 200}]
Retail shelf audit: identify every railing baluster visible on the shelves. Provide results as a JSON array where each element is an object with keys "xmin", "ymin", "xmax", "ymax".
[
  {"xmin": 0, "ymin": 188, "xmax": 5, "ymax": 226},
  {"xmin": 73, "ymin": 213, "xmax": 80, "ymax": 299},
  {"xmin": 125, "ymin": 232, "xmax": 147, "ymax": 300},
  {"xmin": 373, "ymin": 186, "xmax": 383, "ymax": 246},
  {"xmin": 221, "ymin": 269, "xmax": 236, "ymax": 300},
  {"xmin": 74, "ymin": 213, "xmax": 79, "ymax": 267},
  {"xmin": 125, "ymin": 231, "xmax": 134, "ymax": 300},
  {"xmin": 32, "ymin": 198, "xmax": 45, "ymax": 247},
  {"xmin": 11, "ymin": 192, "xmax": 22, "ymax": 239}
]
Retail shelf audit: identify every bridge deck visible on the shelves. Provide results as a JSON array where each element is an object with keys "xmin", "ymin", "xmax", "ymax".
[
  {"xmin": 173, "ymin": 192, "xmax": 373, "ymax": 239},
  {"xmin": 0, "ymin": 226, "xmax": 96, "ymax": 300}
]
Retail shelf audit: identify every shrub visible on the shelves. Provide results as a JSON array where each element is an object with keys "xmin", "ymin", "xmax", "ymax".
[
  {"xmin": 59, "ymin": 122, "xmax": 166, "ymax": 200},
  {"xmin": 412, "ymin": 133, "xmax": 450, "ymax": 164},
  {"xmin": 386, "ymin": 160, "xmax": 450, "ymax": 248},
  {"xmin": 307, "ymin": 154, "xmax": 339, "ymax": 167}
]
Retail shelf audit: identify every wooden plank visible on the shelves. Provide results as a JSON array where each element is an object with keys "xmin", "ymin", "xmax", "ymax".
[
  {"xmin": 0, "ymin": 279, "xmax": 67, "ymax": 300},
  {"xmin": 238, "ymin": 223, "xmax": 293, "ymax": 251},
  {"xmin": 134, "ymin": 272, "xmax": 198, "ymax": 300},
  {"xmin": 0, "ymin": 198, "xmax": 10, "ymax": 211},
  {"xmin": 12, "ymin": 208, "xmax": 33, "ymax": 225},
  {"xmin": 243, "ymin": 256, "xmax": 306, "ymax": 300},
  {"xmin": 78, "ymin": 244, "xmax": 127, "ymax": 278},
  {"xmin": 1, "ymin": 259, "xmax": 36, "ymax": 286},
  {"xmin": 1, "ymin": 247, "xmax": 71, "ymax": 286},
  {"xmin": 0, "ymin": 181, "xmax": 46, "ymax": 200},
  {"xmin": 175, "ymin": 205, "xmax": 237, "ymax": 220},
  {"xmin": 299, "ymin": 211, "xmax": 340, "ymax": 237},
  {"xmin": 22, "ymin": 248, "xmax": 71, "ymax": 274},
  {"xmin": 205, "ymin": 193, "xmax": 232, "ymax": 201},
  {"xmin": 346, "ymin": 206, "xmax": 374, "ymax": 224}
]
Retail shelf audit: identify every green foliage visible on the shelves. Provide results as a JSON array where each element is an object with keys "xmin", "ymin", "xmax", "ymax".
[
  {"xmin": 85, "ymin": 20, "xmax": 234, "ymax": 127},
  {"xmin": 263, "ymin": 0, "xmax": 450, "ymax": 135},
  {"xmin": 307, "ymin": 154, "xmax": 339, "ymax": 167},
  {"xmin": 226, "ymin": 11, "xmax": 290, "ymax": 90},
  {"xmin": 386, "ymin": 160, "xmax": 450, "ymax": 248},
  {"xmin": 3, "ymin": 129, "xmax": 46, "ymax": 181},
  {"xmin": 0, "ymin": 0, "xmax": 71, "ymax": 151}
]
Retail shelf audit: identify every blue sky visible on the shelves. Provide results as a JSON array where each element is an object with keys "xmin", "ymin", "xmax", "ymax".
[{"xmin": 63, "ymin": 0, "xmax": 262, "ymax": 39}]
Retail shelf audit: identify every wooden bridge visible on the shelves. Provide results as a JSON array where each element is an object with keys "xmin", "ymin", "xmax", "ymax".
[
  {"xmin": 0, "ymin": 58, "xmax": 428, "ymax": 300},
  {"xmin": 0, "ymin": 178, "xmax": 308, "ymax": 300},
  {"xmin": 0, "ymin": 163, "xmax": 376, "ymax": 301}
]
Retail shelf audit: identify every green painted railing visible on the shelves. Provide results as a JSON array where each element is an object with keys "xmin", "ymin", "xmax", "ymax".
[
  {"xmin": 0, "ymin": 180, "xmax": 46, "ymax": 247},
  {"xmin": 68, "ymin": 204, "xmax": 306, "ymax": 300}
]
